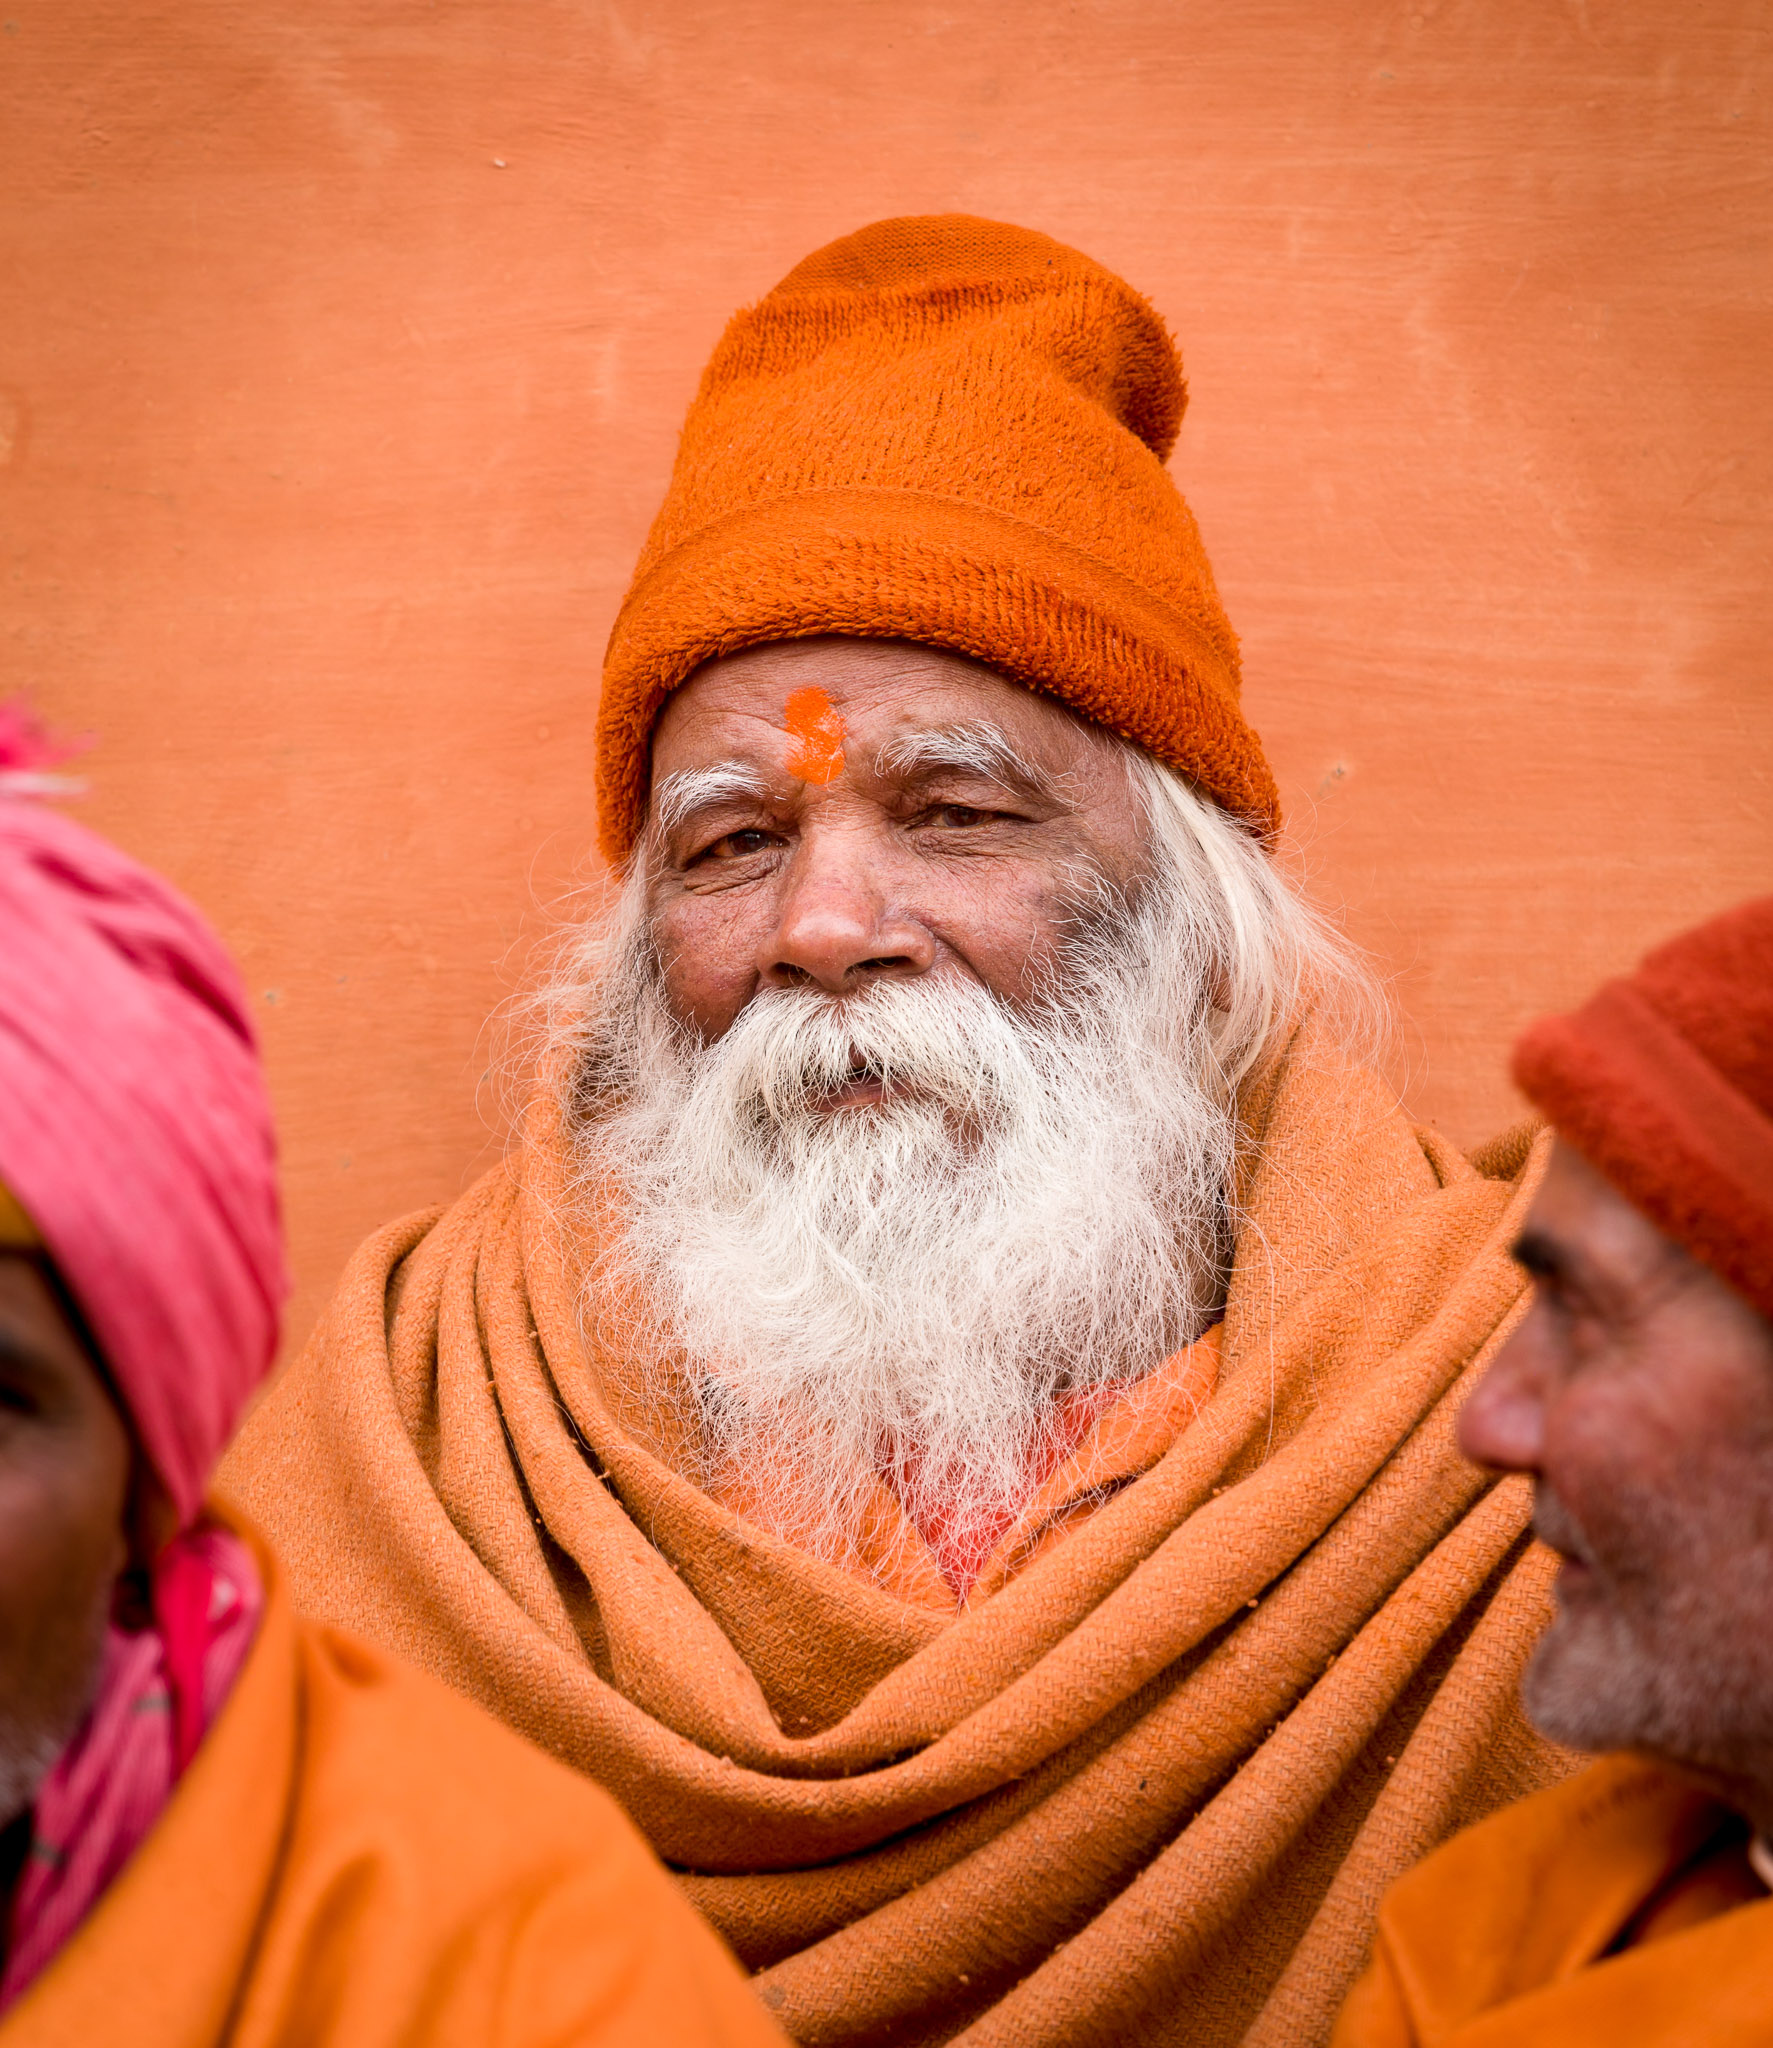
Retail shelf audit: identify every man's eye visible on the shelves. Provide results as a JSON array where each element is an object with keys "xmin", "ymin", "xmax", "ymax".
[
  {"xmin": 1533, "ymin": 1275, "xmax": 1583, "ymax": 1324},
  {"xmin": 929, "ymin": 804, "xmax": 992, "ymax": 829},
  {"xmin": 702, "ymin": 828, "xmax": 776, "ymax": 861}
]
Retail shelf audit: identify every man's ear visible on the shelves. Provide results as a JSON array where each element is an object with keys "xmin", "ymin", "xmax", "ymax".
[{"xmin": 112, "ymin": 1465, "xmax": 179, "ymax": 1630}]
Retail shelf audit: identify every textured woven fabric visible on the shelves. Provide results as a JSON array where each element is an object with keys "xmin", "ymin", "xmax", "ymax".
[
  {"xmin": 1511, "ymin": 895, "xmax": 1773, "ymax": 1319},
  {"xmin": 595, "ymin": 214, "xmax": 1280, "ymax": 862},
  {"xmin": 222, "ymin": 1033, "xmax": 1572, "ymax": 2048}
]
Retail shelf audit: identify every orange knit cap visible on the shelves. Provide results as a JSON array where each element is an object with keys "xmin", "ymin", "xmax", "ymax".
[
  {"xmin": 595, "ymin": 214, "xmax": 1280, "ymax": 864},
  {"xmin": 1512, "ymin": 895, "xmax": 1773, "ymax": 1321}
]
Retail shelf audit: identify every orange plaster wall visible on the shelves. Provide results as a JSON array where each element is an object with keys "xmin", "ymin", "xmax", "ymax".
[{"xmin": 2, "ymin": 1, "xmax": 1769, "ymax": 1354}]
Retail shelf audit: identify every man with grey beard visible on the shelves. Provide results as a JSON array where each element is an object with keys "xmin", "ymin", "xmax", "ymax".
[
  {"xmin": 226, "ymin": 215, "xmax": 1572, "ymax": 2046},
  {"xmin": 558, "ymin": 635, "xmax": 1349, "ymax": 1587},
  {"xmin": 1334, "ymin": 895, "xmax": 1773, "ymax": 2047}
]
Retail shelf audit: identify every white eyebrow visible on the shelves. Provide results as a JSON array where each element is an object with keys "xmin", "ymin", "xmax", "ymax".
[
  {"xmin": 650, "ymin": 762, "xmax": 769, "ymax": 837},
  {"xmin": 875, "ymin": 721, "xmax": 1061, "ymax": 801}
]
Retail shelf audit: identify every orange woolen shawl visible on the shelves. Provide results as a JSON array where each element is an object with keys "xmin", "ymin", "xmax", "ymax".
[
  {"xmin": 1, "ymin": 1515, "xmax": 785, "ymax": 2048},
  {"xmin": 1330, "ymin": 1755, "xmax": 1773, "ymax": 2046},
  {"xmin": 220, "ymin": 1033, "xmax": 1570, "ymax": 2048}
]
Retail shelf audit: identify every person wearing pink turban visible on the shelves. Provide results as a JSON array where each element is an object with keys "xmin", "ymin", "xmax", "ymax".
[{"xmin": 0, "ymin": 729, "xmax": 786, "ymax": 2048}]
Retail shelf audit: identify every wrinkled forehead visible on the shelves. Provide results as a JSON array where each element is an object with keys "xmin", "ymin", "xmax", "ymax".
[{"xmin": 646, "ymin": 635, "xmax": 1121, "ymax": 796}]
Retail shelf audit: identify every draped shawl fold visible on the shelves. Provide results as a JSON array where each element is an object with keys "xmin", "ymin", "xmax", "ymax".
[{"xmin": 221, "ymin": 1038, "xmax": 1569, "ymax": 2047}]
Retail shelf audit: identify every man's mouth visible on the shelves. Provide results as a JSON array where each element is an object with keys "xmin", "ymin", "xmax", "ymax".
[
  {"xmin": 818, "ymin": 1073, "xmax": 887, "ymax": 1110},
  {"xmin": 813, "ymin": 1055, "xmax": 887, "ymax": 1111},
  {"xmin": 1552, "ymin": 1553, "xmax": 1595, "ymax": 1598},
  {"xmin": 1533, "ymin": 1489, "xmax": 1600, "ymax": 1598}
]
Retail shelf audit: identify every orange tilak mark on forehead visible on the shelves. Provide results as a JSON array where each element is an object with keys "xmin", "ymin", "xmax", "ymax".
[{"xmin": 782, "ymin": 686, "xmax": 847, "ymax": 785}]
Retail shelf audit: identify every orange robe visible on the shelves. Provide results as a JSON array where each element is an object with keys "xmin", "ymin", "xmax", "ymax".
[
  {"xmin": 223, "ymin": 1055, "xmax": 1571, "ymax": 2046},
  {"xmin": 1, "ymin": 1517, "xmax": 786, "ymax": 2048},
  {"xmin": 1332, "ymin": 1753, "xmax": 1773, "ymax": 2046}
]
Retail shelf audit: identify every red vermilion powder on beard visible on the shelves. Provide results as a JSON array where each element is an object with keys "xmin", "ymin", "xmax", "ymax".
[{"xmin": 880, "ymin": 1380, "xmax": 1125, "ymax": 1599}]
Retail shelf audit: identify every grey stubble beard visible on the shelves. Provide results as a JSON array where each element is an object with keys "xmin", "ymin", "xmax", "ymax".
[
  {"xmin": 1524, "ymin": 1485, "xmax": 1773, "ymax": 1778},
  {"xmin": 0, "ymin": 1571, "xmax": 113, "ymax": 1830}
]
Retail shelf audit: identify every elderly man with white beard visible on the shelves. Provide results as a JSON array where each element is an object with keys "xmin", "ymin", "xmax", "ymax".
[
  {"xmin": 224, "ymin": 216, "xmax": 1572, "ymax": 2048},
  {"xmin": 566, "ymin": 637, "xmax": 1323, "ymax": 1587}
]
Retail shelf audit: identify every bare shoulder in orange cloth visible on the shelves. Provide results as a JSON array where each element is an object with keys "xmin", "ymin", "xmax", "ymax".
[{"xmin": 223, "ymin": 1032, "xmax": 1570, "ymax": 2048}]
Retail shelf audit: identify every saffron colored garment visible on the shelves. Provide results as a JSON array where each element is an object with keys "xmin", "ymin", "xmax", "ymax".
[
  {"xmin": 1330, "ymin": 1754, "xmax": 1773, "ymax": 2046},
  {"xmin": 1, "ymin": 1527, "xmax": 262, "ymax": 2009},
  {"xmin": 0, "ymin": 1516, "xmax": 786, "ymax": 2048},
  {"xmin": 223, "ymin": 1027, "xmax": 1575, "ymax": 2048}
]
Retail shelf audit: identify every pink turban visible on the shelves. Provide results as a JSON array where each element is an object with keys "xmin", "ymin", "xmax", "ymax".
[{"xmin": 0, "ymin": 774, "xmax": 288, "ymax": 1525}]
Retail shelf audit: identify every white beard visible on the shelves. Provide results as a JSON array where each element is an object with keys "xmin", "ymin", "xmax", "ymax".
[{"xmin": 562, "ymin": 864, "xmax": 1241, "ymax": 1580}]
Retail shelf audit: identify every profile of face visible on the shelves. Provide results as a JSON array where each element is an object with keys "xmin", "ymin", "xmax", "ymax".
[
  {"xmin": 0, "ymin": 1253, "xmax": 131, "ymax": 1827},
  {"xmin": 1459, "ymin": 1141, "xmax": 1773, "ymax": 1817}
]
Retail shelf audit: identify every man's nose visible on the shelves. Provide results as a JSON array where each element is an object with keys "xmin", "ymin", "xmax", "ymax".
[
  {"xmin": 760, "ymin": 832, "xmax": 936, "ymax": 993},
  {"xmin": 1456, "ymin": 1313, "xmax": 1550, "ymax": 1475}
]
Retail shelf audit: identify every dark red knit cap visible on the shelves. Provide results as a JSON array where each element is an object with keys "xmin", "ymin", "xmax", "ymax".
[{"xmin": 1511, "ymin": 895, "xmax": 1773, "ymax": 1320}]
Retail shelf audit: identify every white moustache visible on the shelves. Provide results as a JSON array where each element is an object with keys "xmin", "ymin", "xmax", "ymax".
[{"xmin": 701, "ymin": 976, "xmax": 1049, "ymax": 1131}]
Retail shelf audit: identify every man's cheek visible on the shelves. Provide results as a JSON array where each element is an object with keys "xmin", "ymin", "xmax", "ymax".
[
  {"xmin": 942, "ymin": 871, "xmax": 1061, "ymax": 993},
  {"xmin": 657, "ymin": 904, "xmax": 762, "ymax": 1033}
]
